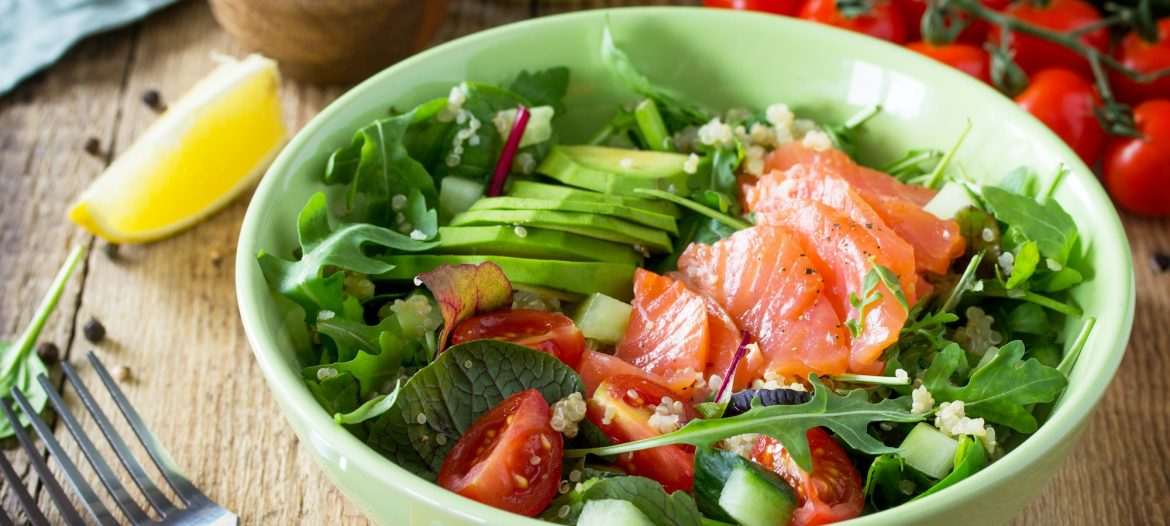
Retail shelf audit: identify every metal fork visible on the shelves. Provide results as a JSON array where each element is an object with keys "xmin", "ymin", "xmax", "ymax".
[{"xmin": 0, "ymin": 352, "xmax": 237, "ymax": 526}]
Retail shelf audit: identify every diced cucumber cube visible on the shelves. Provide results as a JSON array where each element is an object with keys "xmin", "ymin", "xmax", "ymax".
[
  {"xmin": 899, "ymin": 422, "xmax": 960, "ymax": 479},
  {"xmin": 572, "ymin": 293, "xmax": 633, "ymax": 344},
  {"xmin": 577, "ymin": 499, "xmax": 655, "ymax": 526}
]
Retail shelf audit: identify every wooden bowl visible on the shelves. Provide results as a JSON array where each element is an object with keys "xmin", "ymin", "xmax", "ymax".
[{"xmin": 209, "ymin": 0, "xmax": 451, "ymax": 84}]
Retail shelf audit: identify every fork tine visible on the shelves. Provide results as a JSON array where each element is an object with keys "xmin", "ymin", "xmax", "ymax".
[
  {"xmin": 35, "ymin": 375, "xmax": 152, "ymax": 526},
  {"xmin": 87, "ymin": 352, "xmax": 206, "ymax": 505},
  {"xmin": 60, "ymin": 361, "xmax": 177, "ymax": 516},
  {"xmin": 0, "ymin": 506, "xmax": 14, "ymax": 526},
  {"xmin": 0, "ymin": 437, "xmax": 50, "ymax": 526},
  {"xmin": 6, "ymin": 390, "xmax": 117, "ymax": 526}
]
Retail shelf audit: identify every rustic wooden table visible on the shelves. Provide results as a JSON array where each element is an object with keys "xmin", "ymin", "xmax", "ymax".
[{"xmin": 1, "ymin": 0, "xmax": 1167, "ymax": 524}]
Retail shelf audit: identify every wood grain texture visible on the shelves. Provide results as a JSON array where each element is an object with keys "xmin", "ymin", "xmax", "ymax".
[{"xmin": 0, "ymin": 0, "xmax": 1165, "ymax": 525}]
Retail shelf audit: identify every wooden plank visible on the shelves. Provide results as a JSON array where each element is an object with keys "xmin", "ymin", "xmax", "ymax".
[{"xmin": 0, "ymin": 19, "xmax": 136, "ymax": 520}]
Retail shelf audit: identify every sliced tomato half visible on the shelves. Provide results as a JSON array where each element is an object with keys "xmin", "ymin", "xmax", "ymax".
[
  {"xmin": 586, "ymin": 374, "xmax": 696, "ymax": 493},
  {"xmin": 451, "ymin": 308, "xmax": 586, "ymax": 367},
  {"xmin": 437, "ymin": 389, "xmax": 562, "ymax": 517},
  {"xmin": 750, "ymin": 429, "xmax": 864, "ymax": 526}
]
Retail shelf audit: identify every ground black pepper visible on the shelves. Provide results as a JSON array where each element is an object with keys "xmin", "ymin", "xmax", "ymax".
[
  {"xmin": 36, "ymin": 342, "xmax": 59, "ymax": 364},
  {"xmin": 83, "ymin": 318, "xmax": 106, "ymax": 343}
]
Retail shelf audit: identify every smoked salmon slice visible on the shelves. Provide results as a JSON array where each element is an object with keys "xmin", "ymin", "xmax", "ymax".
[
  {"xmin": 762, "ymin": 143, "xmax": 965, "ymax": 274},
  {"xmin": 616, "ymin": 269, "xmax": 712, "ymax": 394},
  {"xmin": 677, "ymin": 226, "xmax": 852, "ymax": 378},
  {"xmin": 757, "ymin": 200, "xmax": 908, "ymax": 375},
  {"xmin": 745, "ymin": 164, "xmax": 920, "ymax": 305}
]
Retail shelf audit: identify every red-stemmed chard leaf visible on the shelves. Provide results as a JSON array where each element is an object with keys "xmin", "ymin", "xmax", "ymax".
[
  {"xmin": 417, "ymin": 262, "xmax": 513, "ymax": 351},
  {"xmin": 487, "ymin": 105, "xmax": 530, "ymax": 197},
  {"xmin": 714, "ymin": 331, "xmax": 751, "ymax": 404}
]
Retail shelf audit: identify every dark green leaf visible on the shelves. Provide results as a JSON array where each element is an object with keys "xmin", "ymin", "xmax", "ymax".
[
  {"xmin": 995, "ymin": 167, "xmax": 1037, "ymax": 197},
  {"xmin": 1005, "ymin": 303, "xmax": 1050, "ymax": 336},
  {"xmin": 403, "ymin": 188, "xmax": 437, "ymax": 239},
  {"xmin": 509, "ymin": 67, "xmax": 570, "ymax": 114},
  {"xmin": 306, "ymin": 371, "xmax": 362, "ymax": 417},
  {"xmin": 334, "ymin": 379, "xmax": 402, "ymax": 425},
  {"xmin": 923, "ymin": 341, "xmax": 1066, "ymax": 433},
  {"xmin": 366, "ymin": 340, "xmax": 584, "ymax": 480},
  {"xmin": 567, "ymin": 377, "xmax": 922, "ymax": 472},
  {"xmin": 305, "ymin": 331, "xmax": 405, "ymax": 399},
  {"xmin": 1005, "ymin": 241, "xmax": 1040, "ymax": 289},
  {"xmin": 982, "ymin": 186, "xmax": 1078, "ymax": 265},
  {"xmin": 601, "ymin": 25, "xmax": 709, "ymax": 129},
  {"xmin": 1032, "ymin": 266, "xmax": 1083, "ymax": 292}
]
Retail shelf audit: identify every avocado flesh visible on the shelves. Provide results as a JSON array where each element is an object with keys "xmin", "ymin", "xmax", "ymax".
[
  {"xmin": 448, "ymin": 209, "xmax": 673, "ymax": 254},
  {"xmin": 469, "ymin": 196, "xmax": 678, "ymax": 234},
  {"xmin": 507, "ymin": 180, "xmax": 680, "ymax": 217},
  {"xmin": 538, "ymin": 145, "xmax": 694, "ymax": 197},
  {"xmin": 432, "ymin": 226, "xmax": 643, "ymax": 265},
  {"xmin": 377, "ymin": 255, "xmax": 637, "ymax": 301}
]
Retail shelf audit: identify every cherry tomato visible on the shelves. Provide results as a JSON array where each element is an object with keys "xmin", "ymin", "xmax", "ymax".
[
  {"xmin": 437, "ymin": 389, "xmax": 562, "ymax": 517},
  {"xmin": 1111, "ymin": 20, "xmax": 1170, "ymax": 106},
  {"xmin": 893, "ymin": 0, "xmax": 1010, "ymax": 42},
  {"xmin": 1102, "ymin": 100, "xmax": 1170, "ymax": 216},
  {"xmin": 704, "ymin": 0, "xmax": 806, "ymax": 17},
  {"xmin": 750, "ymin": 430, "xmax": 864, "ymax": 526},
  {"xmin": 989, "ymin": 0, "xmax": 1108, "ymax": 77},
  {"xmin": 799, "ymin": 0, "xmax": 907, "ymax": 44},
  {"xmin": 586, "ymin": 375, "xmax": 697, "ymax": 492},
  {"xmin": 1014, "ymin": 68, "xmax": 1104, "ymax": 166},
  {"xmin": 451, "ymin": 309, "xmax": 585, "ymax": 368},
  {"xmin": 906, "ymin": 41, "xmax": 990, "ymax": 83}
]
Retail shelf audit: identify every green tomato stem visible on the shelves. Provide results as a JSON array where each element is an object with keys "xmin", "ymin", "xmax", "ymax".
[{"xmin": 0, "ymin": 245, "xmax": 86, "ymax": 379}]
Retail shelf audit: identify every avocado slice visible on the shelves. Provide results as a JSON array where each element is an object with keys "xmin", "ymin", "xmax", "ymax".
[
  {"xmin": 507, "ymin": 180, "xmax": 680, "ymax": 217},
  {"xmin": 432, "ymin": 226, "xmax": 643, "ymax": 265},
  {"xmin": 377, "ymin": 255, "xmax": 637, "ymax": 301},
  {"xmin": 538, "ymin": 145, "xmax": 694, "ymax": 197},
  {"xmin": 448, "ymin": 209, "xmax": 673, "ymax": 254},
  {"xmin": 469, "ymin": 196, "xmax": 678, "ymax": 235}
]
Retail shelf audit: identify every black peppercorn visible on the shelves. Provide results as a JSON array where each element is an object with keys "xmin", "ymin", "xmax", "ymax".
[
  {"xmin": 102, "ymin": 242, "xmax": 120, "ymax": 261},
  {"xmin": 36, "ymin": 342, "xmax": 60, "ymax": 364},
  {"xmin": 84, "ymin": 137, "xmax": 102, "ymax": 156},
  {"xmin": 141, "ymin": 89, "xmax": 166, "ymax": 112},
  {"xmin": 83, "ymin": 318, "xmax": 106, "ymax": 343},
  {"xmin": 1152, "ymin": 251, "xmax": 1170, "ymax": 273}
]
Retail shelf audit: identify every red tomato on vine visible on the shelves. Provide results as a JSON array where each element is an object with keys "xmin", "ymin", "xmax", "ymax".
[
  {"xmin": 1111, "ymin": 19, "xmax": 1170, "ymax": 106},
  {"xmin": 799, "ymin": 0, "xmax": 908, "ymax": 44},
  {"xmin": 906, "ymin": 41, "xmax": 990, "ymax": 83},
  {"xmin": 989, "ymin": 0, "xmax": 1109, "ymax": 77},
  {"xmin": 1014, "ymin": 68, "xmax": 1104, "ymax": 166},
  {"xmin": 704, "ymin": 0, "xmax": 807, "ymax": 17},
  {"xmin": 1103, "ymin": 100, "xmax": 1170, "ymax": 216}
]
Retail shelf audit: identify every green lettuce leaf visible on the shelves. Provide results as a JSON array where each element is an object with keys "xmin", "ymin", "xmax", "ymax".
[{"xmin": 923, "ymin": 341, "xmax": 1066, "ymax": 433}]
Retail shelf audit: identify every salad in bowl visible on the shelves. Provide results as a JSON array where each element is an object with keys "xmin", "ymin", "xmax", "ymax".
[{"xmin": 251, "ymin": 20, "xmax": 1109, "ymax": 526}]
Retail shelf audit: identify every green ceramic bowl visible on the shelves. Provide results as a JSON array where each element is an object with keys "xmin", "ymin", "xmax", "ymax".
[{"xmin": 236, "ymin": 7, "xmax": 1134, "ymax": 526}]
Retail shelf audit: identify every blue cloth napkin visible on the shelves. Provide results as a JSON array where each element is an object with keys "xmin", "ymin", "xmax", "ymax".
[{"xmin": 0, "ymin": 0, "xmax": 179, "ymax": 95}]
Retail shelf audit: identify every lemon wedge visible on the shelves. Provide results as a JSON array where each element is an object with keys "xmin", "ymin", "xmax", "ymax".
[{"xmin": 69, "ymin": 54, "xmax": 287, "ymax": 243}]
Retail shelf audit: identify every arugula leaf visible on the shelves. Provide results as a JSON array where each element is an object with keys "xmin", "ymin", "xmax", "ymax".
[
  {"xmin": 880, "ymin": 149, "xmax": 942, "ymax": 183},
  {"xmin": 995, "ymin": 167, "xmax": 1038, "ymax": 197},
  {"xmin": 403, "ymin": 188, "xmax": 437, "ymax": 240},
  {"xmin": 601, "ymin": 25, "xmax": 709, "ymax": 130},
  {"xmin": 824, "ymin": 105, "xmax": 881, "ymax": 161},
  {"xmin": 334, "ymin": 379, "xmax": 402, "ymax": 425},
  {"xmin": 326, "ymin": 99, "xmax": 446, "ymax": 225},
  {"xmin": 316, "ymin": 313, "xmax": 401, "ymax": 362},
  {"xmin": 0, "ymin": 245, "xmax": 85, "ymax": 438},
  {"xmin": 923, "ymin": 341, "xmax": 1066, "ymax": 433},
  {"xmin": 416, "ymin": 262, "xmax": 513, "ymax": 350},
  {"xmin": 982, "ymin": 186, "xmax": 1078, "ymax": 265},
  {"xmin": 847, "ymin": 264, "xmax": 909, "ymax": 337},
  {"xmin": 510, "ymin": 67, "xmax": 570, "ymax": 114},
  {"xmin": 567, "ymin": 377, "xmax": 922, "ymax": 472},
  {"xmin": 1004, "ymin": 241, "xmax": 1040, "ymax": 289},
  {"xmin": 544, "ymin": 476, "xmax": 704, "ymax": 526},
  {"xmin": 365, "ymin": 340, "xmax": 584, "ymax": 480},
  {"xmin": 257, "ymin": 192, "xmax": 437, "ymax": 319}
]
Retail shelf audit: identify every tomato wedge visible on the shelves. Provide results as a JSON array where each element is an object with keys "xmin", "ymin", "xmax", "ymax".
[
  {"xmin": 750, "ymin": 429, "xmax": 864, "ymax": 526},
  {"xmin": 586, "ymin": 375, "xmax": 697, "ymax": 492},
  {"xmin": 437, "ymin": 389, "xmax": 562, "ymax": 517},
  {"xmin": 451, "ymin": 308, "xmax": 586, "ymax": 367}
]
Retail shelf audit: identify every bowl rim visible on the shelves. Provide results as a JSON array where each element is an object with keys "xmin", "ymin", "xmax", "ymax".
[{"xmin": 236, "ymin": 6, "xmax": 1135, "ymax": 525}]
